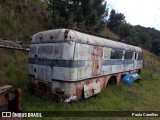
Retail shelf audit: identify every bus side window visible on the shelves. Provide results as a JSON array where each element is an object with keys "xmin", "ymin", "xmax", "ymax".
[
  {"xmin": 110, "ymin": 49, "xmax": 123, "ymax": 59},
  {"xmin": 124, "ymin": 51, "xmax": 133, "ymax": 59}
]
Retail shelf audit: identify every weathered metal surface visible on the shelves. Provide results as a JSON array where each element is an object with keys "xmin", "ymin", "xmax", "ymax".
[
  {"xmin": 29, "ymin": 75, "xmax": 114, "ymax": 101},
  {"xmin": 31, "ymin": 29, "xmax": 142, "ymax": 52},
  {"xmin": 29, "ymin": 72, "xmax": 126, "ymax": 102},
  {"xmin": 0, "ymin": 85, "xmax": 23, "ymax": 112},
  {"xmin": 0, "ymin": 38, "xmax": 29, "ymax": 51},
  {"xmin": 0, "ymin": 85, "xmax": 12, "ymax": 111},
  {"xmin": 29, "ymin": 29, "xmax": 143, "ymax": 82},
  {"xmin": 84, "ymin": 80, "xmax": 101, "ymax": 98},
  {"xmin": 29, "ymin": 42, "xmax": 75, "ymax": 60},
  {"xmin": 28, "ymin": 29, "xmax": 143, "ymax": 102}
]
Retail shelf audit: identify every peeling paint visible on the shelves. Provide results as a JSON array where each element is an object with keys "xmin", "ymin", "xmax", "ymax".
[{"xmin": 28, "ymin": 29, "xmax": 143, "ymax": 102}]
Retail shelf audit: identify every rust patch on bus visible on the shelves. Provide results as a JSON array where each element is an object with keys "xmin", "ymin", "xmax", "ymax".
[{"xmin": 29, "ymin": 75, "xmax": 111, "ymax": 102}]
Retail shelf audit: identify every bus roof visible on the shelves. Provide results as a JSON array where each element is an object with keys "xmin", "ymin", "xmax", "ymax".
[{"xmin": 31, "ymin": 29, "xmax": 142, "ymax": 52}]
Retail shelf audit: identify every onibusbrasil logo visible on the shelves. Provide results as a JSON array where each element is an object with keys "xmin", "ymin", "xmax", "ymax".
[{"xmin": 2, "ymin": 112, "xmax": 42, "ymax": 118}]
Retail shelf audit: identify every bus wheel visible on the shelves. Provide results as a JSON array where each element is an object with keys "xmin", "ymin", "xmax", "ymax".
[{"xmin": 107, "ymin": 76, "xmax": 117, "ymax": 87}]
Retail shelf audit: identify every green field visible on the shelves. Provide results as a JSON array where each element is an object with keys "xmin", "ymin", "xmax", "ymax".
[
  {"xmin": 21, "ymin": 71, "xmax": 160, "ymax": 111},
  {"xmin": 21, "ymin": 71, "xmax": 160, "ymax": 120}
]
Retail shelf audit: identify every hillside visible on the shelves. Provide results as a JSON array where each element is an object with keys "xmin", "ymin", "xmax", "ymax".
[
  {"xmin": 100, "ymin": 27, "xmax": 120, "ymax": 40},
  {"xmin": 143, "ymin": 49, "xmax": 160, "ymax": 73},
  {"xmin": 0, "ymin": 0, "xmax": 52, "ymax": 43},
  {"xmin": 0, "ymin": 48, "xmax": 28, "ymax": 87},
  {"xmin": 134, "ymin": 25, "xmax": 160, "ymax": 56}
]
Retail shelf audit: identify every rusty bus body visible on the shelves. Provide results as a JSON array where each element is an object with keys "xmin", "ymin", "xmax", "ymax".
[{"xmin": 28, "ymin": 29, "xmax": 143, "ymax": 102}]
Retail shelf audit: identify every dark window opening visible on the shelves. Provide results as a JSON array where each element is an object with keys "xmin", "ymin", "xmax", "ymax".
[
  {"xmin": 125, "ymin": 51, "xmax": 133, "ymax": 59},
  {"xmin": 111, "ymin": 49, "xmax": 123, "ymax": 59},
  {"xmin": 135, "ymin": 53, "xmax": 137, "ymax": 60}
]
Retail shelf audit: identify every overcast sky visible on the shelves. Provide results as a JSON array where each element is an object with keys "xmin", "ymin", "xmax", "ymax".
[{"xmin": 107, "ymin": 0, "xmax": 160, "ymax": 31}]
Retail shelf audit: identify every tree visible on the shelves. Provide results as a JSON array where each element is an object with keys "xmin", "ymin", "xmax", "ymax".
[
  {"xmin": 107, "ymin": 9, "xmax": 125, "ymax": 31},
  {"xmin": 44, "ymin": 0, "xmax": 72, "ymax": 28},
  {"xmin": 116, "ymin": 23, "xmax": 131, "ymax": 39},
  {"xmin": 81, "ymin": 0, "xmax": 107, "ymax": 31},
  {"xmin": 116, "ymin": 23, "xmax": 138, "ymax": 43},
  {"xmin": 44, "ymin": 0, "xmax": 107, "ymax": 32},
  {"xmin": 152, "ymin": 40, "xmax": 160, "ymax": 55}
]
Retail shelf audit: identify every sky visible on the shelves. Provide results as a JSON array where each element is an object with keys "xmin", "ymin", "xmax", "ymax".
[{"xmin": 107, "ymin": 0, "xmax": 160, "ymax": 31}]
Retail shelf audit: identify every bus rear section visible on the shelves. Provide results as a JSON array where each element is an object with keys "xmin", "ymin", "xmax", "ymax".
[{"xmin": 28, "ymin": 41, "xmax": 80, "ymax": 102}]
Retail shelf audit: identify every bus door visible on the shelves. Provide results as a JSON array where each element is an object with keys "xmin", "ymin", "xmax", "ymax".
[{"xmin": 133, "ymin": 52, "xmax": 138, "ymax": 70}]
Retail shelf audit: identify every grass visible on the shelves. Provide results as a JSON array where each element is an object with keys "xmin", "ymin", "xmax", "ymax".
[
  {"xmin": 0, "ymin": 0, "xmax": 52, "ymax": 43},
  {"xmin": 20, "ymin": 72, "xmax": 160, "ymax": 120},
  {"xmin": 143, "ymin": 49, "xmax": 160, "ymax": 73},
  {"xmin": 0, "ymin": 48, "xmax": 28, "ymax": 87},
  {"xmin": 100, "ymin": 27, "xmax": 120, "ymax": 40},
  {"xmin": 21, "ymin": 73, "xmax": 160, "ymax": 111}
]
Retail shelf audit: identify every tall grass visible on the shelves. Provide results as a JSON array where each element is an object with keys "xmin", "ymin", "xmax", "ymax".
[
  {"xmin": 140, "ymin": 70, "xmax": 153, "ymax": 81},
  {"xmin": 0, "ymin": 0, "xmax": 52, "ymax": 43},
  {"xmin": 0, "ymin": 48, "xmax": 28, "ymax": 87},
  {"xmin": 143, "ymin": 49, "xmax": 160, "ymax": 73},
  {"xmin": 21, "ymin": 70, "xmax": 160, "ymax": 112}
]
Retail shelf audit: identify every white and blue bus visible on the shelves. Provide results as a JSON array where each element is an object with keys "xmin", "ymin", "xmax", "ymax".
[{"xmin": 28, "ymin": 29, "xmax": 143, "ymax": 102}]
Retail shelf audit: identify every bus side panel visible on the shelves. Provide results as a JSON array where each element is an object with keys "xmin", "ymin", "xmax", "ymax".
[
  {"xmin": 74, "ymin": 43, "xmax": 104, "ymax": 80},
  {"xmin": 52, "ymin": 67, "xmax": 77, "ymax": 81},
  {"xmin": 123, "ymin": 60, "xmax": 134, "ymax": 72},
  {"xmin": 51, "ymin": 75, "xmax": 108, "ymax": 101}
]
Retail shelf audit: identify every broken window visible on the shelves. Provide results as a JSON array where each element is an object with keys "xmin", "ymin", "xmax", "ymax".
[
  {"xmin": 110, "ymin": 49, "xmax": 123, "ymax": 59},
  {"xmin": 124, "ymin": 51, "xmax": 133, "ymax": 59}
]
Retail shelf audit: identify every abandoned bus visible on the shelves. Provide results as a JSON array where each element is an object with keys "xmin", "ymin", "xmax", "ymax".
[{"xmin": 28, "ymin": 29, "xmax": 143, "ymax": 102}]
